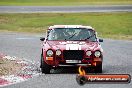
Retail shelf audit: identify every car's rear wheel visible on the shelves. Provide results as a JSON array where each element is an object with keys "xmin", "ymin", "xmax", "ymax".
[
  {"xmin": 94, "ymin": 62, "xmax": 102, "ymax": 73},
  {"xmin": 40, "ymin": 54, "xmax": 51, "ymax": 74}
]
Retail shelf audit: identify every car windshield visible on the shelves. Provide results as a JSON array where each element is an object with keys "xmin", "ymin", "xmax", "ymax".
[{"xmin": 47, "ymin": 28, "xmax": 97, "ymax": 41}]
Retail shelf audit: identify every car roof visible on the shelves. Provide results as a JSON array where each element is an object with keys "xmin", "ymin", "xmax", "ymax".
[{"xmin": 48, "ymin": 25, "xmax": 94, "ymax": 30}]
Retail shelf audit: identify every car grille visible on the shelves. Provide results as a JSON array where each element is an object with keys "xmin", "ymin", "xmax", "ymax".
[{"xmin": 63, "ymin": 50, "xmax": 84, "ymax": 60}]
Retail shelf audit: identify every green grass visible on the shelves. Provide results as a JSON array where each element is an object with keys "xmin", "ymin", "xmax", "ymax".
[
  {"xmin": 0, "ymin": 12, "xmax": 132, "ymax": 40},
  {"xmin": 0, "ymin": 0, "xmax": 132, "ymax": 6}
]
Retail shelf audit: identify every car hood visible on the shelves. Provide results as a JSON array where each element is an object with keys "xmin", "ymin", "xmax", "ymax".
[{"xmin": 46, "ymin": 41, "xmax": 103, "ymax": 52}]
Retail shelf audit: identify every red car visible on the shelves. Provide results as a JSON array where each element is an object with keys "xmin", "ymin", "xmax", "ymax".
[{"xmin": 40, "ymin": 25, "xmax": 103, "ymax": 74}]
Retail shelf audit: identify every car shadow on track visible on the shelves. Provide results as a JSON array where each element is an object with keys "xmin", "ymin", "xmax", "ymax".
[
  {"xmin": 49, "ymin": 64, "xmax": 132, "ymax": 74},
  {"xmin": 50, "ymin": 67, "xmax": 95, "ymax": 74}
]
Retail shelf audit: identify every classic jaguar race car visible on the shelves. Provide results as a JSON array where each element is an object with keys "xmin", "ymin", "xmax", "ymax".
[{"xmin": 40, "ymin": 25, "xmax": 103, "ymax": 74}]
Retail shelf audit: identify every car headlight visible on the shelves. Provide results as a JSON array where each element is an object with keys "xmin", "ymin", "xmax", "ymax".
[
  {"xmin": 56, "ymin": 49, "xmax": 61, "ymax": 56},
  {"xmin": 94, "ymin": 51, "xmax": 101, "ymax": 57},
  {"xmin": 86, "ymin": 50, "xmax": 92, "ymax": 56},
  {"xmin": 47, "ymin": 50, "xmax": 53, "ymax": 57}
]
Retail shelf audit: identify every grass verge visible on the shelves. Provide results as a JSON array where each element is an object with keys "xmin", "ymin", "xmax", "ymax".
[
  {"xmin": 0, "ymin": 0, "xmax": 132, "ymax": 6},
  {"xmin": 0, "ymin": 58, "xmax": 22, "ymax": 76},
  {"xmin": 0, "ymin": 12, "xmax": 132, "ymax": 40}
]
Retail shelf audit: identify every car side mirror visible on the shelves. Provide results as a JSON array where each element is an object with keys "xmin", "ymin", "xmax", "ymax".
[
  {"xmin": 99, "ymin": 39, "xmax": 103, "ymax": 42},
  {"xmin": 40, "ymin": 37, "xmax": 45, "ymax": 41}
]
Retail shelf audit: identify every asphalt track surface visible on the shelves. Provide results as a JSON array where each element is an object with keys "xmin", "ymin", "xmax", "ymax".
[
  {"xmin": 0, "ymin": 5, "xmax": 132, "ymax": 13},
  {"xmin": 0, "ymin": 32, "xmax": 132, "ymax": 88}
]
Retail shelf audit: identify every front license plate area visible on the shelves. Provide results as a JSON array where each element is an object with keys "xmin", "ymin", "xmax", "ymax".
[{"xmin": 66, "ymin": 60, "xmax": 81, "ymax": 63}]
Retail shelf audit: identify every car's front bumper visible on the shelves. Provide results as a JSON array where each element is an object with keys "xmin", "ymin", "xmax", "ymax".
[{"xmin": 58, "ymin": 63, "xmax": 92, "ymax": 67}]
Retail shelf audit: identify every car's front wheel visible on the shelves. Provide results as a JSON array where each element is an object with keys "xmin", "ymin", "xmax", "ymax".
[
  {"xmin": 94, "ymin": 62, "xmax": 102, "ymax": 73},
  {"xmin": 40, "ymin": 54, "xmax": 51, "ymax": 74}
]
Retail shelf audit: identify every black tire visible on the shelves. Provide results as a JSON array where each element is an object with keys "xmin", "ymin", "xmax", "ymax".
[
  {"xmin": 40, "ymin": 54, "xmax": 51, "ymax": 74},
  {"xmin": 94, "ymin": 63, "xmax": 102, "ymax": 73}
]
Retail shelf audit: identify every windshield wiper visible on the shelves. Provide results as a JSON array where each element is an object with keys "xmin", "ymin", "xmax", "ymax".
[
  {"xmin": 85, "ymin": 33, "xmax": 95, "ymax": 40},
  {"xmin": 68, "ymin": 33, "xmax": 77, "ymax": 39}
]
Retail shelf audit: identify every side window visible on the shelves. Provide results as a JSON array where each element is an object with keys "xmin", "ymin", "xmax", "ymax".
[
  {"xmin": 89, "ymin": 30, "xmax": 97, "ymax": 41},
  {"xmin": 47, "ymin": 30, "xmax": 57, "ymax": 40}
]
